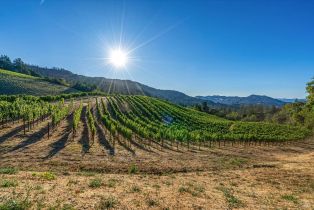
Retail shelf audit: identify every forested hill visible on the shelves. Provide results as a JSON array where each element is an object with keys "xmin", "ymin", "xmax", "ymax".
[
  {"xmin": 196, "ymin": 95, "xmax": 286, "ymax": 107},
  {"xmin": 0, "ymin": 55, "xmax": 209, "ymax": 106},
  {"xmin": 28, "ymin": 64, "xmax": 211, "ymax": 106},
  {"xmin": 0, "ymin": 69, "xmax": 79, "ymax": 95}
]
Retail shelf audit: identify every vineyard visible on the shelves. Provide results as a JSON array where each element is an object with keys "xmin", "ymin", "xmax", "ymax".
[
  {"xmin": 0, "ymin": 95, "xmax": 309, "ymax": 151},
  {"xmin": 0, "ymin": 95, "xmax": 313, "ymax": 209}
]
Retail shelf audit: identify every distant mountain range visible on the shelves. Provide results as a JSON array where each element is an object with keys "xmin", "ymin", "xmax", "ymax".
[
  {"xmin": 276, "ymin": 98, "xmax": 306, "ymax": 103},
  {"xmin": 196, "ymin": 95, "xmax": 292, "ymax": 107}
]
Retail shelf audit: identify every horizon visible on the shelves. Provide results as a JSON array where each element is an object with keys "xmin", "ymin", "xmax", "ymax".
[{"xmin": 0, "ymin": 0, "xmax": 313, "ymax": 98}]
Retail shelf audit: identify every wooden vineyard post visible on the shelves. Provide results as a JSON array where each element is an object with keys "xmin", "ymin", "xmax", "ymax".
[
  {"xmin": 23, "ymin": 119, "xmax": 26, "ymax": 135},
  {"xmin": 73, "ymin": 124, "xmax": 75, "ymax": 140},
  {"xmin": 48, "ymin": 122, "xmax": 50, "ymax": 139}
]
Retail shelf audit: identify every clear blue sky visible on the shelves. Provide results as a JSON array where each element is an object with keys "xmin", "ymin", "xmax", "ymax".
[{"xmin": 0, "ymin": 0, "xmax": 313, "ymax": 98}]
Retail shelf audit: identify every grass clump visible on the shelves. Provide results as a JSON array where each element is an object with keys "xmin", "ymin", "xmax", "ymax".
[
  {"xmin": 0, "ymin": 167, "xmax": 18, "ymax": 175},
  {"xmin": 0, "ymin": 179, "xmax": 18, "ymax": 188},
  {"xmin": 218, "ymin": 157, "xmax": 248, "ymax": 169},
  {"xmin": 61, "ymin": 203, "xmax": 76, "ymax": 210},
  {"xmin": 128, "ymin": 164, "xmax": 138, "ymax": 174},
  {"xmin": 178, "ymin": 182, "xmax": 205, "ymax": 197},
  {"xmin": 129, "ymin": 185, "xmax": 141, "ymax": 193},
  {"xmin": 281, "ymin": 194, "xmax": 299, "ymax": 204},
  {"xmin": 178, "ymin": 186, "xmax": 189, "ymax": 193},
  {"xmin": 89, "ymin": 178, "xmax": 102, "ymax": 188},
  {"xmin": 77, "ymin": 170, "xmax": 96, "ymax": 177},
  {"xmin": 67, "ymin": 179, "xmax": 79, "ymax": 186},
  {"xmin": 146, "ymin": 197, "xmax": 158, "ymax": 207},
  {"xmin": 32, "ymin": 172, "xmax": 56, "ymax": 181},
  {"xmin": 96, "ymin": 196, "xmax": 118, "ymax": 209},
  {"xmin": 228, "ymin": 158, "xmax": 248, "ymax": 167},
  {"xmin": 0, "ymin": 198, "xmax": 31, "ymax": 210},
  {"xmin": 217, "ymin": 186, "xmax": 244, "ymax": 208},
  {"xmin": 107, "ymin": 179, "xmax": 117, "ymax": 188}
]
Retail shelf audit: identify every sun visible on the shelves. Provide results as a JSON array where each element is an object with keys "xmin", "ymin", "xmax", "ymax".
[{"xmin": 108, "ymin": 48, "xmax": 128, "ymax": 68}]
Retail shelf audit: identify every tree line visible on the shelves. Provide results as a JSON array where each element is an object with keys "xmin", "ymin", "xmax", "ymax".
[
  {"xmin": 195, "ymin": 78, "xmax": 314, "ymax": 132},
  {"xmin": 0, "ymin": 55, "xmax": 98, "ymax": 92}
]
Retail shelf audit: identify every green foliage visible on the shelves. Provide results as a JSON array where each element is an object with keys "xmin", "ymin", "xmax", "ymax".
[
  {"xmin": 72, "ymin": 82, "xmax": 98, "ymax": 92},
  {"xmin": 0, "ymin": 93, "xmax": 310, "ymax": 145},
  {"xmin": 89, "ymin": 178, "xmax": 102, "ymax": 188},
  {"xmin": 195, "ymin": 103, "xmax": 279, "ymax": 122},
  {"xmin": 61, "ymin": 203, "xmax": 76, "ymax": 210},
  {"xmin": 104, "ymin": 95, "xmax": 309, "ymax": 142},
  {"xmin": 51, "ymin": 99, "xmax": 70, "ymax": 127},
  {"xmin": 128, "ymin": 164, "xmax": 138, "ymax": 174},
  {"xmin": 217, "ymin": 186, "xmax": 244, "ymax": 208},
  {"xmin": 0, "ymin": 180, "xmax": 18, "ymax": 188},
  {"xmin": 0, "ymin": 55, "xmax": 39, "ymax": 77},
  {"xmin": 281, "ymin": 194, "xmax": 299, "ymax": 204},
  {"xmin": 32, "ymin": 172, "xmax": 56, "ymax": 181},
  {"xmin": 306, "ymin": 77, "xmax": 314, "ymax": 108},
  {"xmin": 73, "ymin": 101, "xmax": 83, "ymax": 132},
  {"xmin": 0, "ymin": 199, "xmax": 31, "ymax": 210},
  {"xmin": 0, "ymin": 69, "xmax": 78, "ymax": 96},
  {"xmin": 0, "ymin": 167, "xmax": 18, "ymax": 175}
]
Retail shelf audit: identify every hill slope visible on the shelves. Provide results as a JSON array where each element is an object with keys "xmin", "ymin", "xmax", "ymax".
[
  {"xmin": 27, "ymin": 65, "xmax": 210, "ymax": 106},
  {"xmin": 196, "ymin": 95, "xmax": 286, "ymax": 106},
  {"xmin": 0, "ymin": 69, "xmax": 79, "ymax": 96},
  {"xmin": 103, "ymin": 95, "xmax": 308, "ymax": 141}
]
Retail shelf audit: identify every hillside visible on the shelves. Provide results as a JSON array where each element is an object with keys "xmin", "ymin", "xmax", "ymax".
[
  {"xmin": 0, "ymin": 95, "xmax": 312, "ymax": 209},
  {"xmin": 27, "ymin": 64, "xmax": 210, "ymax": 106},
  {"xmin": 0, "ymin": 69, "xmax": 79, "ymax": 96},
  {"xmin": 196, "ymin": 94, "xmax": 286, "ymax": 107}
]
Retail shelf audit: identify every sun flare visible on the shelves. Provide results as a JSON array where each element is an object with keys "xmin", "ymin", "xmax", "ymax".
[{"xmin": 108, "ymin": 48, "xmax": 128, "ymax": 68}]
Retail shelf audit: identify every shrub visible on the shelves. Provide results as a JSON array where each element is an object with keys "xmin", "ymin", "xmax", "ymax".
[
  {"xmin": 128, "ymin": 164, "xmax": 138, "ymax": 174},
  {"xmin": 89, "ymin": 178, "xmax": 102, "ymax": 188}
]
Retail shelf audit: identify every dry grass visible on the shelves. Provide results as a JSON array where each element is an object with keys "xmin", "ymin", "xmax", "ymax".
[{"xmin": 0, "ymin": 114, "xmax": 313, "ymax": 209}]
